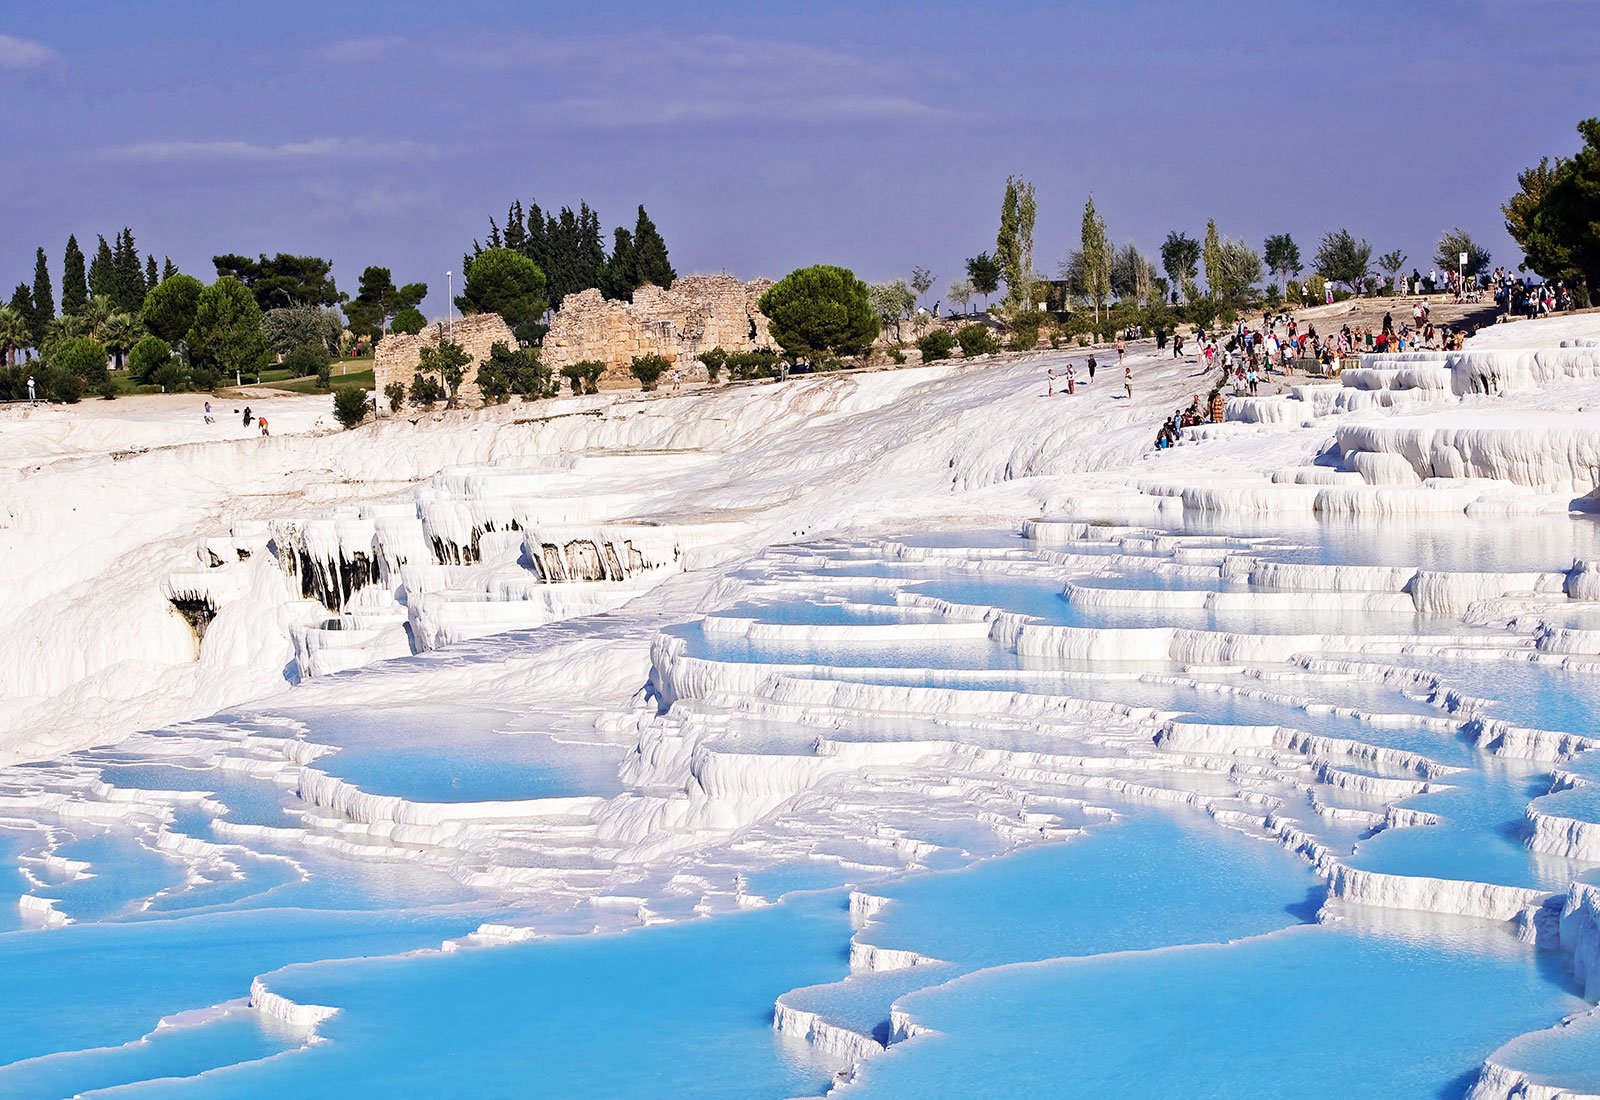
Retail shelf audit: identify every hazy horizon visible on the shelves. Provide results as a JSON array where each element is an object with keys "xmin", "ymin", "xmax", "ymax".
[{"xmin": 4, "ymin": 0, "xmax": 1597, "ymax": 315}]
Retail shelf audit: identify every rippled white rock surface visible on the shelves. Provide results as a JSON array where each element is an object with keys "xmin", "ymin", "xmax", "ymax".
[{"xmin": 4, "ymin": 312, "xmax": 1600, "ymax": 1096}]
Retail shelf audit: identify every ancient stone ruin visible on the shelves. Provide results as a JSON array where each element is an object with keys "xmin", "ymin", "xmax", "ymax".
[
  {"xmin": 542, "ymin": 274, "xmax": 776, "ymax": 387},
  {"xmin": 372, "ymin": 313, "xmax": 515, "ymax": 410}
]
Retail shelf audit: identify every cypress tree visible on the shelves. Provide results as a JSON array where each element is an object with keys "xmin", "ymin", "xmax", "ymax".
[
  {"xmin": 162, "ymin": 257, "xmax": 177, "ymax": 282},
  {"xmin": 631, "ymin": 205, "xmax": 675, "ymax": 291},
  {"xmin": 600, "ymin": 228, "xmax": 635, "ymax": 300},
  {"xmin": 112, "ymin": 228, "xmax": 145, "ymax": 313},
  {"xmin": 575, "ymin": 203, "xmax": 605, "ymax": 294},
  {"xmin": 503, "ymin": 201, "xmax": 526, "ymax": 254},
  {"xmin": 90, "ymin": 235, "xmax": 115, "ymax": 300},
  {"xmin": 524, "ymin": 201, "xmax": 549, "ymax": 275},
  {"xmin": 9, "ymin": 284, "xmax": 34, "ymax": 350},
  {"xmin": 29, "ymin": 247, "xmax": 54, "ymax": 334},
  {"xmin": 61, "ymin": 235, "xmax": 88, "ymax": 315},
  {"xmin": 145, "ymin": 255, "xmax": 159, "ymax": 292}
]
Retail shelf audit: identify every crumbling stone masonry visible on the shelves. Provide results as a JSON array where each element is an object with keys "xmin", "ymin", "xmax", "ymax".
[
  {"xmin": 542, "ymin": 275, "xmax": 775, "ymax": 388},
  {"xmin": 372, "ymin": 313, "xmax": 515, "ymax": 410}
]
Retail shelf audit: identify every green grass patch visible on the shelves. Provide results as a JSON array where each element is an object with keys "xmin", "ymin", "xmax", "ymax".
[{"xmin": 276, "ymin": 368, "xmax": 373, "ymax": 394}]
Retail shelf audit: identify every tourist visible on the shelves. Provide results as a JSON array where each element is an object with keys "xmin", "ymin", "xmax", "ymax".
[
  {"xmin": 1045, "ymin": 367, "xmax": 1055, "ymax": 397},
  {"xmin": 203, "ymin": 400, "xmax": 214, "ymax": 424},
  {"xmin": 258, "ymin": 415, "xmax": 269, "ymax": 437},
  {"xmin": 1087, "ymin": 354, "xmax": 1097, "ymax": 381},
  {"xmin": 1065, "ymin": 363, "xmax": 1076, "ymax": 395},
  {"xmin": 26, "ymin": 374, "xmax": 35, "ymax": 403},
  {"xmin": 1115, "ymin": 336, "xmax": 1126, "ymax": 365},
  {"xmin": 243, "ymin": 405, "xmax": 253, "ymax": 427},
  {"xmin": 1124, "ymin": 365, "xmax": 1133, "ymax": 400}
]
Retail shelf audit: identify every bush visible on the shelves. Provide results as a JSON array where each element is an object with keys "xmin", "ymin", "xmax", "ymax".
[
  {"xmin": 889, "ymin": 347, "xmax": 907, "ymax": 364},
  {"xmin": 317, "ymin": 360, "xmax": 332, "ymax": 390},
  {"xmin": 332, "ymin": 385, "xmax": 370, "ymax": 429},
  {"xmin": 383, "ymin": 380, "xmax": 407, "ymax": 412},
  {"xmin": 189, "ymin": 365, "xmax": 221, "ymax": 392},
  {"xmin": 918, "ymin": 330, "xmax": 956, "ymax": 362},
  {"xmin": 96, "ymin": 379, "xmax": 117, "ymax": 400},
  {"xmin": 957, "ymin": 324, "xmax": 998, "ymax": 357},
  {"xmin": 1007, "ymin": 315, "xmax": 1041, "ymax": 351},
  {"xmin": 478, "ymin": 342, "xmax": 551, "ymax": 403},
  {"xmin": 42, "ymin": 366, "xmax": 84, "ymax": 403},
  {"xmin": 152, "ymin": 360, "xmax": 190, "ymax": 392},
  {"xmin": 49, "ymin": 336, "xmax": 109, "ymax": 388},
  {"xmin": 410, "ymin": 372, "xmax": 444, "ymax": 407},
  {"xmin": 726, "ymin": 349, "xmax": 781, "ymax": 380},
  {"xmin": 697, "ymin": 347, "xmax": 728, "ymax": 382},
  {"xmin": 127, "ymin": 335, "xmax": 173, "ymax": 385},
  {"xmin": 629, "ymin": 353, "xmax": 670, "ymax": 391},
  {"xmin": 561, "ymin": 359, "xmax": 606, "ymax": 395}
]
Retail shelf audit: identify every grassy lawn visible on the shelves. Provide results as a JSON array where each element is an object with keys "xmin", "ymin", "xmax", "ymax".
[{"xmin": 276, "ymin": 368, "xmax": 373, "ymax": 394}]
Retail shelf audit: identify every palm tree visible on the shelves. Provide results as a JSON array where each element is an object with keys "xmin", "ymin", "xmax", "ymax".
[
  {"xmin": 80, "ymin": 294, "xmax": 115, "ymax": 339},
  {"xmin": 0, "ymin": 305, "xmax": 29, "ymax": 367},
  {"xmin": 40, "ymin": 313, "xmax": 87, "ymax": 355},
  {"xmin": 101, "ymin": 313, "xmax": 143, "ymax": 370}
]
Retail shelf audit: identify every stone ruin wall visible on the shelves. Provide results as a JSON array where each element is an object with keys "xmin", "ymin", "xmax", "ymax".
[
  {"xmin": 372, "ymin": 313, "xmax": 515, "ymax": 410},
  {"xmin": 541, "ymin": 274, "xmax": 776, "ymax": 388}
]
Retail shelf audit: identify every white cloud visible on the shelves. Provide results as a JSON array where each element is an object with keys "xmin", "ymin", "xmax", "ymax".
[
  {"xmin": 102, "ymin": 137, "xmax": 431, "ymax": 163},
  {"xmin": 0, "ymin": 33, "xmax": 59, "ymax": 72}
]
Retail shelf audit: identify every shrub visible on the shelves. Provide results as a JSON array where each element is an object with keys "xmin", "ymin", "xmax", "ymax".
[
  {"xmin": 697, "ymin": 347, "xmax": 728, "ymax": 382},
  {"xmin": 918, "ymin": 330, "xmax": 956, "ymax": 362},
  {"xmin": 478, "ymin": 342, "xmax": 551, "ymax": 403},
  {"xmin": 383, "ymin": 380, "xmax": 407, "ymax": 412},
  {"xmin": 561, "ymin": 359, "xmax": 606, "ymax": 395},
  {"xmin": 333, "ymin": 385, "xmax": 370, "ymax": 429},
  {"xmin": 956, "ymin": 324, "xmax": 998, "ymax": 357},
  {"xmin": 630, "ymin": 353, "xmax": 670, "ymax": 391},
  {"xmin": 726, "ymin": 349, "xmax": 781, "ymax": 380},
  {"xmin": 49, "ymin": 336, "xmax": 109, "ymax": 388},
  {"xmin": 151, "ymin": 360, "xmax": 189, "ymax": 392},
  {"xmin": 812, "ymin": 355, "xmax": 844, "ymax": 372},
  {"xmin": 889, "ymin": 347, "xmax": 907, "ymax": 364},
  {"xmin": 1007, "ymin": 315, "xmax": 1041, "ymax": 351},
  {"xmin": 43, "ymin": 366, "xmax": 84, "ymax": 402},
  {"xmin": 410, "ymin": 372, "xmax": 444, "ymax": 407},
  {"xmin": 189, "ymin": 365, "xmax": 221, "ymax": 391},
  {"xmin": 127, "ymin": 335, "xmax": 173, "ymax": 385}
]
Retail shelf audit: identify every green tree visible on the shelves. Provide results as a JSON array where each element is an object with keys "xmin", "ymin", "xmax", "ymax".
[
  {"xmin": 29, "ymin": 247, "xmax": 54, "ymax": 337},
  {"xmin": 141, "ymin": 274, "xmax": 204, "ymax": 345},
  {"xmin": 629, "ymin": 353, "xmax": 670, "ymax": 391},
  {"xmin": 1314, "ymin": 229, "xmax": 1373, "ymax": 293},
  {"xmin": 455, "ymin": 248, "xmax": 548, "ymax": 332},
  {"xmin": 477, "ymin": 341, "xmax": 549, "ymax": 401},
  {"xmin": 212, "ymin": 253, "xmax": 342, "ymax": 310},
  {"xmin": 757, "ymin": 265, "xmax": 879, "ymax": 359},
  {"xmin": 111, "ymin": 228, "xmax": 146, "ymax": 314},
  {"xmin": 1160, "ymin": 231, "xmax": 1200, "ymax": 303},
  {"xmin": 630, "ymin": 205, "xmax": 675, "ymax": 291},
  {"xmin": 391, "ymin": 307, "xmax": 426, "ymax": 335},
  {"xmin": 127, "ymin": 334, "xmax": 172, "ymax": 384},
  {"xmin": 868, "ymin": 280, "xmax": 916, "ymax": 341},
  {"xmin": 383, "ymin": 380, "xmax": 407, "ymax": 412},
  {"xmin": 100, "ymin": 313, "xmax": 143, "ymax": 371},
  {"xmin": 345, "ymin": 266, "xmax": 427, "ymax": 337},
  {"xmin": 283, "ymin": 343, "xmax": 329, "ymax": 384},
  {"xmin": 262, "ymin": 307, "xmax": 339, "ymax": 356},
  {"xmin": 965, "ymin": 253, "xmax": 1001, "ymax": 310},
  {"xmin": 917, "ymin": 329, "xmax": 956, "ymax": 362},
  {"xmin": 1505, "ymin": 119, "xmax": 1600, "ymax": 298},
  {"xmin": 947, "ymin": 279, "xmax": 975, "ymax": 316},
  {"xmin": 417, "ymin": 341, "xmax": 471, "ymax": 406},
  {"xmin": 1202, "ymin": 219, "xmax": 1223, "ymax": 297},
  {"xmin": 697, "ymin": 347, "xmax": 728, "ymax": 382},
  {"xmin": 410, "ymin": 373, "xmax": 444, "ymax": 407},
  {"xmin": 560, "ymin": 359, "xmax": 606, "ymax": 395},
  {"xmin": 187, "ymin": 277, "xmax": 268, "ymax": 384},
  {"xmin": 911, "ymin": 266, "xmax": 935, "ymax": 308},
  {"xmin": 1262, "ymin": 233, "xmax": 1302, "ymax": 292},
  {"xmin": 0, "ymin": 305, "xmax": 29, "ymax": 367},
  {"xmin": 996, "ymin": 176, "xmax": 1038, "ymax": 309},
  {"xmin": 1211, "ymin": 239, "xmax": 1263, "ymax": 303},
  {"xmin": 332, "ymin": 386, "xmax": 370, "ymax": 429},
  {"xmin": 1376, "ymin": 249, "xmax": 1408, "ymax": 291},
  {"xmin": 145, "ymin": 255, "xmax": 159, "ymax": 293},
  {"xmin": 599, "ymin": 227, "xmax": 635, "ymax": 300},
  {"xmin": 161, "ymin": 257, "xmax": 178, "ymax": 282},
  {"xmin": 1111, "ymin": 244, "xmax": 1157, "ymax": 306},
  {"xmin": 89, "ymin": 236, "xmax": 115, "ymax": 301},
  {"xmin": 48, "ymin": 336, "xmax": 108, "ymax": 388},
  {"xmin": 1435, "ymin": 228, "xmax": 1491, "ymax": 279},
  {"xmin": 1077, "ymin": 196, "xmax": 1112, "ymax": 321},
  {"xmin": 61, "ymin": 235, "xmax": 88, "ymax": 316}
]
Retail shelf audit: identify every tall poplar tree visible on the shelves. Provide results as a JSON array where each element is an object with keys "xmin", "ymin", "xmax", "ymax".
[
  {"xmin": 61, "ymin": 235, "xmax": 88, "ymax": 315},
  {"xmin": 1202, "ymin": 219, "xmax": 1223, "ymax": 298},
  {"xmin": 995, "ymin": 176, "xmax": 1037, "ymax": 311},
  {"xmin": 1079, "ymin": 196, "xmax": 1112, "ymax": 322}
]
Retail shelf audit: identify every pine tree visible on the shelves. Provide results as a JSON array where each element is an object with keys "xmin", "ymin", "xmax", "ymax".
[
  {"xmin": 630, "ymin": 205, "xmax": 675, "ymax": 291},
  {"xmin": 162, "ymin": 257, "xmax": 177, "ymax": 282},
  {"xmin": 112, "ymin": 228, "xmax": 145, "ymax": 313},
  {"xmin": 576, "ymin": 203, "xmax": 605, "ymax": 295},
  {"xmin": 90, "ymin": 235, "xmax": 115, "ymax": 300},
  {"xmin": 145, "ymin": 255, "xmax": 159, "ymax": 292},
  {"xmin": 61, "ymin": 235, "xmax": 89, "ymax": 316},
  {"xmin": 29, "ymin": 247, "xmax": 54, "ymax": 335},
  {"xmin": 503, "ymin": 201, "xmax": 527, "ymax": 254}
]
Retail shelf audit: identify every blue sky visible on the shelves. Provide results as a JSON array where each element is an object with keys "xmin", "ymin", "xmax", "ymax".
[{"xmin": 3, "ymin": 1, "xmax": 1597, "ymax": 314}]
